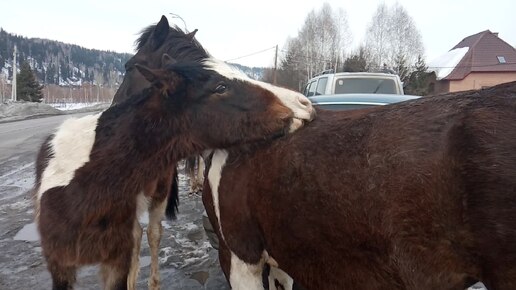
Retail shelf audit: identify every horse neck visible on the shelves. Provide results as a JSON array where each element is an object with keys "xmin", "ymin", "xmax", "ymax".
[{"xmin": 102, "ymin": 89, "xmax": 193, "ymax": 168}]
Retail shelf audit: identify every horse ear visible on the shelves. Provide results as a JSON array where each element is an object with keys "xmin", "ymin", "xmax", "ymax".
[
  {"xmin": 150, "ymin": 16, "xmax": 170, "ymax": 49},
  {"xmin": 185, "ymin": 29, "xmax": 198, "ymax": 41},
  {"xmin": 162, "ymin": 54, "xmax": 176, "ymax": 66},
  {"xmin": 135, "ymin": 64, "xmax": 161, "ymax": 85}
]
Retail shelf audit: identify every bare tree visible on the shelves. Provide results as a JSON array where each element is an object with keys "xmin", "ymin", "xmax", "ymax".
[
  {"xmin": 365, "ymin": 3, "xmax": 390, "ymax": 69},
  {"xmin": 298, "ymin": 3, "xmax": 352, "ymax": 77},
  {"xmin": 365, "ymin": 2, "xmax": 424, "ymax": 71},
  {"xmin": 0, "ymin": 73, "xmax": 6, "ymax": 102},
  {"xmin": 273, "ymin": 2, "xmax": 352, "ymax": 90},
  {"xmin": 93, "ymin": 69, "xmax": 104, "ymax": 103}
]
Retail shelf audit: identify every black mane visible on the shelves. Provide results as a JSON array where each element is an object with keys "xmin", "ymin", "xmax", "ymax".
[{"xmin": 136, "ymin": 24, "xmax": 210, "ymax": 63}]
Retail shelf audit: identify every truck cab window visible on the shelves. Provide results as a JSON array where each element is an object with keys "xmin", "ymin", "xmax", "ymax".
[{"xmin": 315, "ymin": 77, "xmax": 328, "ymax": 95}]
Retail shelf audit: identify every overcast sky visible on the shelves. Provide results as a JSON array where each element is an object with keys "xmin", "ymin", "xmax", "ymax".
[{"xmin": 2, "ymin": 0, "xmax": 515, "ymax": 67}]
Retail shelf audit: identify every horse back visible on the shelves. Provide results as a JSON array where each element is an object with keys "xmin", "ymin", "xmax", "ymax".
[{"xmin": 221, "ymin": 92, "xmax": 516, "ymax": 288}]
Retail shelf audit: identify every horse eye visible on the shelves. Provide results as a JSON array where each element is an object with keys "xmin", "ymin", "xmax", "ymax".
[{"xmin": 214, "ymin": 84, "xmax": 227, "ymax": 94}]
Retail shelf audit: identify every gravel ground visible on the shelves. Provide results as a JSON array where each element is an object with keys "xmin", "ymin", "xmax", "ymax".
[{"xmin": 0, "ymin": 157, "xmax": 229, "ymax": 289}]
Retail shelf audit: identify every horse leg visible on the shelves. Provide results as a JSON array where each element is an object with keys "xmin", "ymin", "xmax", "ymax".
[
  {"xmin": 147, "ymin": 199, "xmax": 167, "ymax": 290},
  {"xmin": 127, "ymin": 220, "xmax": 143, "ymax": 290},
  {"xmin": 268, "ymin": 266, "xmax": 293, "ymax": 290},
  {"xmin": 195, "ymin": 156, "xmax": 205, "ymax": 192},
  {"xmin": 47, "ymin": 259, "xmax": 76, "ymax": 290},
  {"xmin": 185, "ymin": 156, "xmax": 196, "ymax": 194},
  {"xmin": 99, "ymin": 255, "xmax": 131, "ymax": 290},
  {"xmin": 229, "ymin": 251, "xmax": 267, "ymax": 290}
]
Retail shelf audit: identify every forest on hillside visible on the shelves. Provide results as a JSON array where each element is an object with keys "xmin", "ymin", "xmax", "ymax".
[
  {"xmin": 0, "ymin": 28, "xmax": 265, "ymax": 103},
  {"xmin": 0, "ymin": 28, "xmax": 132, "ymax": 87}
]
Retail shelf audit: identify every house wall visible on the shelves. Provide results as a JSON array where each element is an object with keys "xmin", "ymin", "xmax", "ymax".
[{"xmin": 448, "ymin": 72, "xmax": 516, "ymax": 92}]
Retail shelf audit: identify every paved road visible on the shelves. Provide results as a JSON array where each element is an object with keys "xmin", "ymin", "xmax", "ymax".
[
  {"xmin": 0, "ymin": 113, "xmax": 93, "ymax": 161},
  {"xmin": 0, "ymin": 114, "xmax": 229, "ymax": 290}
]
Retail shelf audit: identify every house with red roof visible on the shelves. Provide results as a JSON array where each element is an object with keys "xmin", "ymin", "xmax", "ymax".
[{"xmin": 428, "ymin": 30, "xmax": 516, "ymax": 94}]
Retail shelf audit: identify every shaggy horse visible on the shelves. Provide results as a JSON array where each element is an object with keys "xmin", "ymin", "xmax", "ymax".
[
  {"xmin": 111, "ymin": 15, "xmax": 301, "ymax": 290},
  {"xmin": 33, "ymin": 55, "xmax": 314, "ymax": 290}
]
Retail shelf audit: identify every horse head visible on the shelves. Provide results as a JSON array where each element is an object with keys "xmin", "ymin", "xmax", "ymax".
[
  {"xmin": 133, "ymin": 58, "xmax": 312, "ymax": 148},
  {"xmin": 113, "ymin": 15, "xmax": 209, "ymax": 103},
  {"xmin": 114, "ymin": 15, "xmax": 315, "ymax": 134}
]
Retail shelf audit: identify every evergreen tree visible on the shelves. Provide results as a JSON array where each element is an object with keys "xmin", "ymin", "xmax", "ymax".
[
  {"xmin": 405, "ymin": 55, "xmax": 433, "ymax": 96},
  {"xmin": 343, "ymin": 47, "xmax": 369, "ymax": 72},
  {"xmin": 393, "ymin": 53, "xmax": 410, "ymax": 85},
  {"xmin": 46, "ymin": 64, "xmax": 56, "ymax": 84},
  {"xmin": 17, "ymin": 61, "xmax": 44, "ymax": 102}
]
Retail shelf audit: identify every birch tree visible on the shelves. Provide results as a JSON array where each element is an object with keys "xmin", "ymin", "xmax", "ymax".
[
  {"xmin": 274, "ymin": 2, "xmax": 352, "ymax": 90},
  {"xmin": 365, "ymin": 2, "xmax": 424, "ymax": 71}
]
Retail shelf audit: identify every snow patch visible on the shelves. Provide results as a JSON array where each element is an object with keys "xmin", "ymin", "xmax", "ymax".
[
  {"xmin": 0, "ymin": 101, "xmax": 63, "ymax": 120},
  {"xmin": 14, "ymin": 223, "xmax": 40, "ymax": 242},
  {"xmin": 0, "ymin": 101, "xmax": 110, "ymax": 122},
  {"xmin": 428, "ymin": 47, "xmax": 469, "ymax": 80},
  {"xmin": 49, "ymin": 102, "xmax": 105, "ymax": 111}
]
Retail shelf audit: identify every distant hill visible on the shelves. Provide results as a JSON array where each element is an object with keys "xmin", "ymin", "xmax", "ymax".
[
  {"xmin": 0, "ymin": 28, "xmax": 266, "ymax": 103},
  {"xmin": 0, "ymin": 28, "xmax": 131, "ymax": 88},
  {"xmin": 229, "ymin": 63, "xmax": 265, "ymax": 80}
]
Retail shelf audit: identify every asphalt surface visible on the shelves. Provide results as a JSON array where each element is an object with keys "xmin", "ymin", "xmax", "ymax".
[{"xmin": 0, "ymin": 113, "xmax": 229, "ymax": 289}]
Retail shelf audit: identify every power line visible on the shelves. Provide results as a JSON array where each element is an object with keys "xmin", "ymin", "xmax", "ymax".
[
  {"xmin": 427, "ymin": 62, "xmax": 516, "ymax": 69},
  {"xmin": 225, "ymin": 46, "xmax": 276, "ymax": 62},
  {"xmin": 277, "ymin": 49, "xmax": 516, "ymax": 69}
]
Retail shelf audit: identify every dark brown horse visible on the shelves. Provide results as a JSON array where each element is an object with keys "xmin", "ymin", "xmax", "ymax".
[
  {"xmin": 34, "ymin": 53, "xmax": 314, "ymax": 290},
  {"xmin": 111, "ymin": 15, "xmax": 306, "ymax": 289},
  {"xmin": 202, "ymin": 82, "xmax": 516, "ymax": 290}
]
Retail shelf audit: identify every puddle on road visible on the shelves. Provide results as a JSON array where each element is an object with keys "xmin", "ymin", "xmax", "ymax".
[
  {"xmin": 190, "ymin": 271, "xmax": 209, "ymax": 286},
  {"xmin": 13, "ymin": 222, "xmax": 40, "ymax": 242}
]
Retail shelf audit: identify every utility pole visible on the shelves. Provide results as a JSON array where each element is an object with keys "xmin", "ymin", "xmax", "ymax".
[
  {"xmin": 273, "ymin": 45, "xmax": 278, "ymax": 85},
  {"xmin": 11, "ymin": 45, "xmax": 17, "ymax": 101},
  {"xmin": 1, "ymin": 77, "xmax": 4, "ymax": 103}
]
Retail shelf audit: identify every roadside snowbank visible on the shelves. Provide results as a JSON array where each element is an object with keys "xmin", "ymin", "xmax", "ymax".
[{"xmin": 0, "ymin": 101, "xmax": 110, "ymax": 123}]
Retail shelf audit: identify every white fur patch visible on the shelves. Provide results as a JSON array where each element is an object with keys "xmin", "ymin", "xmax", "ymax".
[
  {"xmin": 269, "ymin": 266, "xmax": 294, "ymax": 290},
  {"xmin": 37, "ymin": 113, "xmax": 101, "ymax": 201},
  {"xmin": 203, "ymin": 59, "xmax": 314, "ymax": 124},
  {"xmin": 207, "ymin": 149, "xmax": 229, "ymax": 241},
  {"xmin": 229, "ymin": 250, "xmax": 265, "ymax": 290}
]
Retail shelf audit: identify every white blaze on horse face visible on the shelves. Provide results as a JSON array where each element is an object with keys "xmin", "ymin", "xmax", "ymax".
[
  {"xmin": 207, "ymin": 149, "xmax": 229, "ymax": 241},
  {"xmin": 37, "ymin": 113, "xmax": 101, "ymax": 202},
  {"xmin": 202, "ymin": 59, "xmax": 315, "ymax": 130}
]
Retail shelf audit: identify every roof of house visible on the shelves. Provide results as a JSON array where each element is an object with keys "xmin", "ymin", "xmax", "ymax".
[{"xmin": 429, "ymin": 30, "xmax": 516, "ymax": 80}]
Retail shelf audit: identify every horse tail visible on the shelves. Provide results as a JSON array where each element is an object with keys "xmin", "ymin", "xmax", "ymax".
[{"xmin": 165, "ymin": 167, "xmax": 179, "ymax": 220}]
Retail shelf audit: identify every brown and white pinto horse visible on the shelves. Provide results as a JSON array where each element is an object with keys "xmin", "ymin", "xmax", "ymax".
[
  {"xmin": 111, "ymin": 16, "xmax": 304, "ymax": 289},
  {"xmin": 203, "ymin": 82, "xmax": 516, "ymax": 290},
  {"xmin": 33, "ymin": 55, "xmax": 314, "ymax": 290}
]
